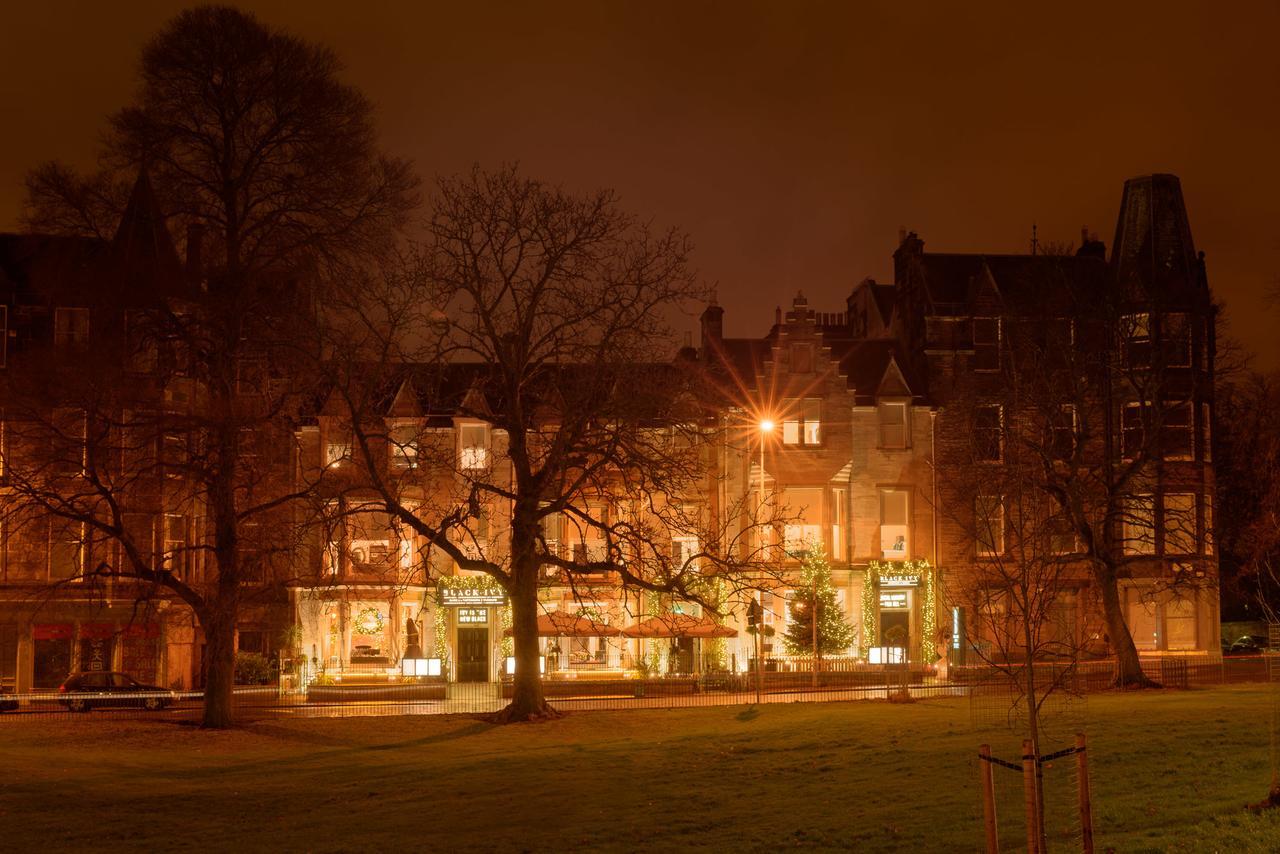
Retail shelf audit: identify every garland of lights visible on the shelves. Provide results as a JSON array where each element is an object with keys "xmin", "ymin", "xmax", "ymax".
[
  {"xmin": 433, "ymin": 606, "xmax": 451, "ymax": 675},
  {"xmin": 864, "ymin": 559, "xmax": 936, "ymax": 664},
  {"xmin": 860, "ymin": 570, "xmax": 878, "ymax": 660},
  {"xmin": 500, "ymin": 605, "xmax": 513, "ymax": 657},
  {"xmin": 352, "ymin": 607, "xmax": 385, "ymax": 636}
]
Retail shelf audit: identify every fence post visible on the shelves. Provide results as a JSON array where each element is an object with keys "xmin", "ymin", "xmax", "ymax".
[
  {"xmin": 979, "ymin": 744, "xmax": 1000, "ymax": 854},
  {"xmin": 1022, "ymin": 738, "xmax": 1040, "ymax": 854},
  {"xmin": 1076, "ymin": 732, "xmax": 1094, "ymax": 854}
]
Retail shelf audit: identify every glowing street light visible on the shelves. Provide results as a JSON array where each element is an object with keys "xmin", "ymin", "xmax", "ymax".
[{"xmin": 759, "ymin": 418, "xmax": 775, "ymax": 434}]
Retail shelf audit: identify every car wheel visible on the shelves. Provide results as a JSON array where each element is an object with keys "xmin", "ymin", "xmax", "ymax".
[
  {"xmin": 143, "ymin": 697, "xmax": 162, "ymax": 711},
  {"xmin": 68, "ymin": 698, "xmax": 89, "ymax": 713}
]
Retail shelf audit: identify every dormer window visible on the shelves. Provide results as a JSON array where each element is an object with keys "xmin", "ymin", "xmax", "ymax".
[
  {"xmin": 389, "ymin": 422, "xmax": 418, "ymax": 469},
  {"xmin": 460, "ymin": 423, "xmax": 489, "ymax": 470},
  {"xmin": 55, "ymin": 307, "xmax": 90, "ymax": 348},
  {"xmin": 877, "ymin": 402, "xmax": 910, "ymax": 449},
  {"xmin": 325, "ymin": 430, "xmax": 352, "ymax": 468}
]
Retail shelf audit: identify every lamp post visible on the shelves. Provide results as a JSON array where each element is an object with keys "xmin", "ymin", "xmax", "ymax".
[{"xmin": 755, "ymin": 418, "xmax": 773, "ymax": 703}]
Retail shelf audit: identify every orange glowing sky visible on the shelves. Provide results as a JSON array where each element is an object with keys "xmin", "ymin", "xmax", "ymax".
[{"xmin": 2, "ymin": 1, "xmax": 1278, "ymax": 367}]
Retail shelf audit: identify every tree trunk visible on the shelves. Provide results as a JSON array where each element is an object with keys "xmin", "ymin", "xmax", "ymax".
[
  {"xmin": 494, "ymin": 546, "xmax": 557, "ymax": 723},
  {"xmin": 200, "ymin": 604, "xmax": 237, "ymax": 728},
  {"xmin": 1095, "ymin": 567, "xmax": 1158, "ymax": 688}
]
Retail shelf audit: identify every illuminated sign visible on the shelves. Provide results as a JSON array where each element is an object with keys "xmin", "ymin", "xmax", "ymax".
[
  {"xmin": 440, "ymin": 588, "xmax": 507, "ymax": 606},
  {"xmin": 880, "ymin": 575, "xmax": 919, "ymax": 588},
  {"xmin": 457, "ymin": 607, "xmax": 488, "ymax": 624},
  {"xmin": 879, "ymin": 591, "xmax": 909, "ymax": 610}
]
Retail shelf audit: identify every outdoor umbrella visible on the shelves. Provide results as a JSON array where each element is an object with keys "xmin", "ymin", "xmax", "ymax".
[
  {"xmin": 621, "ymin": 614, "xmax": 738, "ymax": 638},
  {"xmin": 502, "ymin": 611, "xmax": 620, "ymax": 637}
]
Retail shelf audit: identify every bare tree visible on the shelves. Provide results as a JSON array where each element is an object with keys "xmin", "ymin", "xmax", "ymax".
[
  {"xmin": 14, "ymin": 6, "xmax": 418, "ymax": 727},
  {"xmin": 320, "ymin": 166, "xmax": 784, "ymax": 721},
  {"xmin": 1216, "ymin": 370, "xmax": 1280, "ymax": 620}
]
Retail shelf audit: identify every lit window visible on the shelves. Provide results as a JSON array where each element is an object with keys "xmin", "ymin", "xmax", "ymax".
[
  {"xmin": 973, "ymin": 317, "xmax": 1001, "ymax": 371},
  {"xmin": 325, "ymin": 438, "xmax": 351, "ymax": 468},
  {"xmin": 163, "ymin": 513, "xmax": 188, "ymax": 576},
  {"xmin": 975, "ymin": 495, "xmax": 1003, "ymax": 556},
  {"xmin": 49, "ymin": 519, "xmax": 85, "ymax": 581},
  {"xmin": 460, "ymin": 424, "xmax": 488, "ymax": 470},
  {"xmin": 1123, "ymin": 495, "xmax": 1156, "ymax": 555},
  {"xmin": 878, "ymin": 402, "xmax": 909, "ymax": 449},
  {"xmin": 831, "ymin": 488, "xmax": 847, "ymax": 560},
  {"xmin": 880, "ymin": 489, "xmax": 910, "ymax": 558},
  {"xmin": 54, "ymin": 307, "xmax": 90, "ymax": 348},
  {"xmin": 389, "ymin": 423, "xmax": 418, "ymax": 468},
  {"xmin": 1163, "ymin": 493, "xmax": 1196, "ymax": 555},
  {"xmin": 782, "ymin": 399, "xmax": 821, "ymax": 447}
]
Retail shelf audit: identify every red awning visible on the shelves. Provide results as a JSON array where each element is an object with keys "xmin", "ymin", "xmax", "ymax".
[
  {"xmin": 621, "ymin": 615, "xmax": 738, "ymax": 639},
  {"xmin": 502, "ymin": 611, "xmax": 620, "ymax": 638}
]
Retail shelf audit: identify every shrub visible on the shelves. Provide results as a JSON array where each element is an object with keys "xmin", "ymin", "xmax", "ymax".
[{"xmin": 234, "ymin": 652, "xmax": 274, "ymax": 685}]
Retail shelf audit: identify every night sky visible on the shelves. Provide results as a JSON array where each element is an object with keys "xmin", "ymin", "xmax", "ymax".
[{"xmin": 2, "ymin": 1, "xmax": 1278, "ymax": 368}]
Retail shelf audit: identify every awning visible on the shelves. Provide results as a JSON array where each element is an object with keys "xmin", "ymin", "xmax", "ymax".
[
  {"xmin": 502, "ymin": 611, "xmax": 620, "ymax": 638},
  {"xmin": 621, "ymin": 615, "xmax": 738, "ymax": 639}
]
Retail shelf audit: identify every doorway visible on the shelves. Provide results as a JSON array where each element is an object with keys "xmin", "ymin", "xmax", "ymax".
[{"xmin": 457, "ymin": 627, "xmax": 489, "ymax": 682}]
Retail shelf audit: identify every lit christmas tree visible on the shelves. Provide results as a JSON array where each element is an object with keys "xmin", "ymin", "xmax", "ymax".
[{"xmin": 783, "ymin": 542, "xmax": 856, "ymax": 655}]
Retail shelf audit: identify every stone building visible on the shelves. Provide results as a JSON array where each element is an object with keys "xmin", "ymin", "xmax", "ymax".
[{"xmin": 0, "ymin": 172, "xmax": 1221, "ymax": 694}]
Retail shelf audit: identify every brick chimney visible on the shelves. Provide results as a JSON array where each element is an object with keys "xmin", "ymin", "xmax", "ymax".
[{"xmin": 699, "ymin": 300, "xmax": 723, "ymax": 353}]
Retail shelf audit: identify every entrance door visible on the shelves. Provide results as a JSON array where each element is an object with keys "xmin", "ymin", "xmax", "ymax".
[
  {"xmin": 457, "ymin": 627, "xmax": 489, "ymax": 682},
  {"xmin": 880, "ymin": 610, "xmax": 910, "ymax": 664}
]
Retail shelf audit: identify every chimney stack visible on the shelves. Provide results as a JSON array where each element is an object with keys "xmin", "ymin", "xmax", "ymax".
[{"xmin": 699, "ymin": 300, "xmax": 724, "ymax": 352}]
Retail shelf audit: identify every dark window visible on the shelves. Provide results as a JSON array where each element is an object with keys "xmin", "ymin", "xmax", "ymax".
[
  {"xmin": 1162, "ymin": 314, "xmax": 1191, "ymax": 368},
  {"xmin": 973, "ymin": 318, "xmax": 1001, "ymax": 371},
  {"xmin": 54, "ymin": 307, "xmax": 90, "ymax": 348},
  {"xmin": 1162, "ymin": 402, "xmax": 1193, "ymax": 461},
  {"xmin": 974, "ymin": 405, "xmax": 1002, "ymax": 462},
  {"xmin": 1050, "ymin": 405, "xmax": 1076, "ymax": 462},
  {"xmin": 1122, "ymin": 313, "xmax": 1151, "ymax": 368},
  {"xmin": 238, "ymin": 631, "xmax": 266, "ymax": 654},
  {"xmin": 1122, "ymin": 403, "xmax": 1145, "ymax": 460}
]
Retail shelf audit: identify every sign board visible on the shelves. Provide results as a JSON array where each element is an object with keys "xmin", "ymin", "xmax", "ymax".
[
  {"xmin": 879, "ymin": 591, "xmax": 909, "ymax": 610},
  {"xmin": 880, "ymin": 574, "xmax": 920, "ymax": 588},
  {"xmin": 440, "ymin": 587, "xmax": 507, "ymax": 607},
  {"xmin": 457, "ymin": 607, "xmax": 488, "ymax": 624}
]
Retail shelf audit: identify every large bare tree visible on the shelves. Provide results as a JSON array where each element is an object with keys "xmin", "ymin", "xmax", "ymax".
[
  {"xmin": 322, "ymin": 166, "xmax": 783, "ymax": 721},
  {"xmin": 14, "ymin": 5, "xmax": 418, "ymax": 727}
]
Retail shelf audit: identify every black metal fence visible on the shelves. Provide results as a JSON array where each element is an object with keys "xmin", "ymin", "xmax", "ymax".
[{"xmin": 2, "ymin": 654, "xmax": 1273, "ymax": 723}]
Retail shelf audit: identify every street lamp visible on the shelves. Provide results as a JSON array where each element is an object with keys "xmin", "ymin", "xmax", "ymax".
[{"xmin": 754, "ymin": 417, "xmax": 774, "ymax": 704}]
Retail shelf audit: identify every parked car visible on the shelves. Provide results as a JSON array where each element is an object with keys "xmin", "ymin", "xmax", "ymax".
[
  {"xmin": 58, "ymin": 672, "xmax": 176, "ymax": 712},
  {"xmin": 0, "ymin": 687, "xmax": 17, "ymax": 713},
  {"xmin": 1226, "ymin": 635, "xmax": 1269, "ymax": 655}
]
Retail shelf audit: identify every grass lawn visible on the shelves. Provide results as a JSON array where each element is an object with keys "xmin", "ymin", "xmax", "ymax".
[{"xmin": 2, "ymin": 685, "xmax": 1279, "ymax": 852}]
